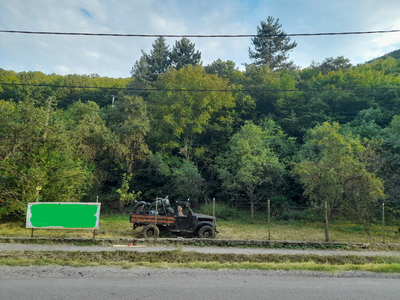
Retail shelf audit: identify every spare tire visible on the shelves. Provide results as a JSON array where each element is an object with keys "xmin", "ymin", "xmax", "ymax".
[{"xmin": 141, "ymin": 224, "xmax": 160, "ymax": 238}]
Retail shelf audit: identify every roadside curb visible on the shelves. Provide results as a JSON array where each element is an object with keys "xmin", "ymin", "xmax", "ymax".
[{"xmin": 1, "ymin": 236, "xmax": 399, "ymax": 251}]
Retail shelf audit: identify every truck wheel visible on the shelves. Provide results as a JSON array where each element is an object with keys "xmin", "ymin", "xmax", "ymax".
[
  {"xmin": 142, "ymin": 224, "xmax": 160, "ymax": 238},
  {"xmin": 198, "ymin": 225, "xmax": 215, "ymax": 239}
]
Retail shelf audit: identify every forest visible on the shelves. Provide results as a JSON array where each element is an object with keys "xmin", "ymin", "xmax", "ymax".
[{"xmin": 1, "ymin": 17, "xmax": 400, "ymax": 222}]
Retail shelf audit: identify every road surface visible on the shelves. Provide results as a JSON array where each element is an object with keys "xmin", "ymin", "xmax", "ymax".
[{"xmin": 1, "ymin": 266, "xmax": 400, "ymax": 300}]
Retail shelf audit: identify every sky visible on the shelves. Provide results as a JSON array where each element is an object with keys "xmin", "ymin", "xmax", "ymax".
[{"xmin": 1, "ymin": 0, "xmax": 400, "ymax": 78}]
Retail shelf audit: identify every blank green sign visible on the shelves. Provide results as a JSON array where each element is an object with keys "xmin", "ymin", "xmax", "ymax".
[{"xmin": 27, "ymin": 203, "xmax": 100, "ymax": 229}]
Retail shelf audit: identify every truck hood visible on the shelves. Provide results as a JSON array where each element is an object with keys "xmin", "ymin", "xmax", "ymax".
[{"xmin": 192, "ymin": 213, "xmax": 215, "ymax": 221}]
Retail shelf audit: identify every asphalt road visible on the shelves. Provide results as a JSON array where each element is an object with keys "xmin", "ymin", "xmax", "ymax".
[{"xmin": 1, "ymin": 266, "xmax": 400, "ymax": 300}]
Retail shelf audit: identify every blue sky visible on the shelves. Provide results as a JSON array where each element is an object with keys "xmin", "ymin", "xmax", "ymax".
[{"xmin": 1, "ymin": 0, "xmax": 400, "ymax": 78}]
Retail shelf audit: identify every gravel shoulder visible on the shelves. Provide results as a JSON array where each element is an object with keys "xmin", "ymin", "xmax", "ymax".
[{"xmin": 1, "ymin": 242, "xmax": 400, "ymax": 256}]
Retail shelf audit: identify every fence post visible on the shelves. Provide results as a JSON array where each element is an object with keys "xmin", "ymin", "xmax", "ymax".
[
  {"xmin": 325, "ymin": 202, "xmax": 329, "ymax": 242},
  {"xmin": 213, "ymin": 198, "xmax": 216, "ymax": 236},
  {"xmin": 382, "ymin": 202, "xmax": 385, "ymax": 244},
  {"xmin": 268, "ymin": 199, "xmax": 271, "ymax": 241},
  {"xmin": 94, "ymin": 195, "xmax": 99, "ymax": 239},
  {"xmin": 154, "ymin": 198, "xmax": 158, "ymax": 228}
]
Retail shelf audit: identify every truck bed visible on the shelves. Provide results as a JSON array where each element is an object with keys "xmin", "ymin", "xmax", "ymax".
[{"xmin": 130, "ymin": 214, "xmax": 175, "ymax": 225}]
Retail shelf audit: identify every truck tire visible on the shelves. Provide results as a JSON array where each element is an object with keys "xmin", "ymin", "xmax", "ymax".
[
  {"xmin": 198, "ymin": 225, "xmax": 215, "ymax": 239},
  {"xmin": 142, "ymin": 224, "xmax": 160, "ymax": 238}
]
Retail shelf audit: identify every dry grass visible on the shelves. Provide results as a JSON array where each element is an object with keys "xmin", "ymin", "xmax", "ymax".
[{"xmin": 1, "ymin": 215, "xmax": 400, "ymax": 244}]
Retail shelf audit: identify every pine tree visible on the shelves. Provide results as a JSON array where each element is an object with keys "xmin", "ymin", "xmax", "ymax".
[
  {"xmin": 249, "ymin": 16, "xmax": 297, "ymax": 71},
  {"xmin": 169, "ymin": 37, "xmax": 201, "ymax": 70},
  {"xmin": 142, "ymin": 37, "xmax": 171, "ymax": 80}
]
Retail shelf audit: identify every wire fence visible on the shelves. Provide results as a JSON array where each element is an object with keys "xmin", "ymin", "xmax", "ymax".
[
  {"xmin": 207, "ymin": 201, "xmax": 400, "ymax": 244},
  {"xmin": 2, "ymin": 201, "xmax": 400, "ymax": 244}
]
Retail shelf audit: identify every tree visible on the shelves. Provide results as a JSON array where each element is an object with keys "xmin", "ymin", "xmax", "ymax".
[
  {"xmin": 0, "ymin": 99, "xmax": 93, "ymax": 220},
  {"xmin": 318, "ymin": 56, "xmax": 353, "ymax": 75},
  {"xmin": 240, "ymin": 64, "xmax": 299, "ymax": 119},
  {"xmin": 378, "ymin": 115, "xmax": 400, "ymax": 209},
  {"xmin": 141, "ymin": 37, "xmax": 171, "ymax": 81},
  {"xmin": 102, "ymin": 95, "xmax": 151, "ymax": 210},
  {"xmin": 248, "ymin": 16, "xmax": 297, "ymax": 71},
  {"xmin": 62, "ymin": 101, "xmax": 116, "ymax": 197},
  {"xmin": 169, "ymin": 37, "xmax": 201, "ymax": 70},
  {"xmin": 170, "ymin": 159, "xmax": 205, "ymax": 202},
  {"xmin": 129, "ymin": 37, "xmax": 171, "ymax": 98},
  {"xmin": 205, "ymin": 59, "xmax": 236, "ymax": 77},
  {"xmin": 218, "ymin": 121, "xmax": 286, "ymax": 219},
  {"xmin": 103, "ymin": 95, "xmax": 151, "ymax": 175},
  {"xmin": 149, "ymin": 65, "xmax": 236, "ymax": 152},
  {"xmin": 116, "ymin": 173, "xmax": 141, "ymax": 204},
  {"xmin": 294, "ymin": 122, "xmax": 384, "ymax": 241},
  {"xmin": 129, "ymin": 56, "xmax": 152, "ymax": 97}
]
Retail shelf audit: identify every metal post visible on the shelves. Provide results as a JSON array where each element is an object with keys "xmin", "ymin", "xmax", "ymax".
[
  {"xmin": 268, "ymin": 199, "xmax": 271, "ymax": 241},
  {"xmin": 31, "ymin": 228, "xmax": 34, "ymax": 238},
  {"xmin": 96, "ymin": 195, "xmax": 99, "ymax": 203},
  {"xmin": 382, "ymin": 203, "xmax": 385, "ymax": 244}
]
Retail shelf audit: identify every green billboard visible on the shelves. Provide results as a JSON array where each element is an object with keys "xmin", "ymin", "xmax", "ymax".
[{"xmin": 26, "ymin": 202, "xmax": 101, "ymax": 229}]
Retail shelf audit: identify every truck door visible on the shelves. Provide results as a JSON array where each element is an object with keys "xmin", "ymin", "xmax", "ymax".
[{"xmin": 175, "ymin": 216, "xmax": 196, "ymax": 229}]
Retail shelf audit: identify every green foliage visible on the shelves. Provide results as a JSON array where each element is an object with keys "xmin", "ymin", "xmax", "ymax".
[
  {"xmin": 0, "ymin": 99, "xmax": 93, "ymax": 220},
  {"xmin": 116, "ymin": 173, "xmax": 141, "ymax": 204},
  {"xmin": 316, "ymin": 56, "xmax": 353, "ymax": 75},
  {"xmin": 218, "ymin": 121, "xmax": 286, "ymax": 219},
  {"xmin": 103, "ymin": 95, "xmax": 151, "ymax": 174},
  {"xmin": 151, "ymin": 65, "xmax": 236, "ymax": 141},
  {"xmin": 294, "ymin": 122, "xmax": 385, "ymax": 240},
  {"xmin": 170, "ymin": 160, "xmax": 204, "ymax": 202},
  {"xmin": 4, "ymin": 43, "xmax": 400, "ymax": 219},
  {"xmin": 204, "ymin": 59, "xmax": 241, "ymax": 81}
]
